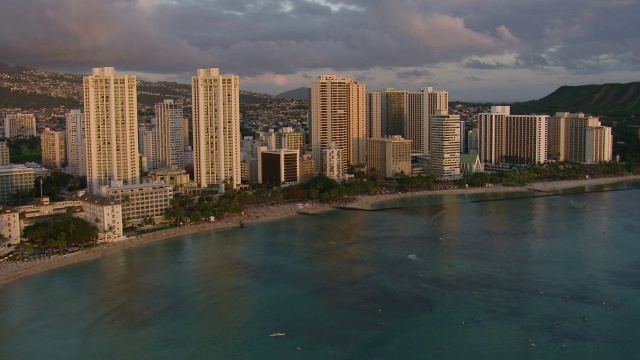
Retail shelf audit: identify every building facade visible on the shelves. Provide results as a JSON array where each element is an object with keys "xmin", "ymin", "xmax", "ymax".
[
  {"xmin": 478, "ymin": 106, "xmax": 548, "ymax": 165},
  {"xmin": 192, "ymin": 68, "xmax": 241, "ymax": 190},
  {"xmin": 0, "ymin": 206, "xmax": 20, "ymax": 247},
  {"xmin": 309, "ymin": 75, "xmax": 366, "ymax": 174},
  {"xmin": 0, "ymin": 165, "xmax": 35, "ymax": 204},
  {"xmin": 4, "ymin": 114, "xmax": 36, "ymax": 139},
  {"xmin": 258, "ymin": 149, "xmax": 300, "ymax": 186},
  {"xmin": 0, "ymin": 142, "xmax": 9, "ymax": 166},
  {"xmin": 585, "ymin": 126, "xmax": 613, "ymax": 164},
  {"xmin": 366, "ymin": 92, "xmax": 382, "ymax": 139},
  {"xmin": 40, "ymin": 128, "xmax": 66, "ymax": 169},
  {"xmin": 321, "ymin": 143, "xmax": 344, "ymax": 181},
  {"xmin": 97, "ymin": 180, "xmax": 173, "ymax": 226},
  {"xmin": 548, "ymin": 112, "xmax": 611, "ymax": 163},
  {"xmin": 83, "ymin": 67, "xmax": 140, "ymax": 193},
  {"xmin": 138, "ymin": 124, "xmax": 158, "ymax": 170},
  {"xmin": 366, "ymin": 136, "xmax": 412, "ymax": 179},
  {"xmin": 156, "ymin": 99, "xmax": 185, "ymax": 169},
  {"xmin": 430, "ymin": 113, "xmax": 461, "ymax": 179},
  {"xmin": 65, "ymin": 110, "xmax": 87, "ymax": 177}
]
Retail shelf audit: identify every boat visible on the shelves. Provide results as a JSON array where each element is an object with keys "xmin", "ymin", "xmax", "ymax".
[{"xmin": 270, "ymin": 333, "xmax": 286, "ymax": 337}]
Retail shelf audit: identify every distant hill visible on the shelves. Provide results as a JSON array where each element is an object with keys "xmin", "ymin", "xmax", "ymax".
[
  {"xmin": 277, "ymin": 87, "xmax": 309, "ymax": 100},
  {"xmin": 0, "ymin": 86, "xmax": 79, "ymax": 109},
  {"xmin": 511, "ymin": 82, "xmax": 640, "ymax": 116}
]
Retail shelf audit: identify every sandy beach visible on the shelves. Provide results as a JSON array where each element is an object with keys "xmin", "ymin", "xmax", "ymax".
[{"xmin": 1, "ymin": 175, "xmax": 639, "ymax": 287}]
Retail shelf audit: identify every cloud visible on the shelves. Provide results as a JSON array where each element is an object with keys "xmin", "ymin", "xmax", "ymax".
[
  {"xmin": 466, "ymin": 75, "xmax": 482, "ymax": 81},
  {"xmin": 0, "ymin": 0, "xmax": 639, "ymax": 100},
  {"xmin": 396, "ymin": 69, "xmax": 434, "ymax": 80}
]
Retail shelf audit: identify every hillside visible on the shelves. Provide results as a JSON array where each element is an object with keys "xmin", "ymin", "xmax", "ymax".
[
  {"xmin": 511, "ymin": 82, "xmax": 640, "ymax": 116},
  {"xmin": 277, "ymin": 87, "xmax": 309, "ymax": 100},
  {"xmin": 0, "ymin": 64, "xmax": 275, "ymax": 109}
]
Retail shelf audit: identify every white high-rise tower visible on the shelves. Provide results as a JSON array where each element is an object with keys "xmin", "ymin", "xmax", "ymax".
[
  {"xmin": 65, "ymin": 110, "xmax": 86, "ymax": 177},
  {"xmin": 156, "ymin": 99, "xmax": 185, "ymax": 169},
  {"xmin": 83, "ymin": 67, "xmax": 139, "ymax": 193},
  {"xmin": 192, "ymin": 68, "xmax": 241, "ymax": 190},
  {"xmin": 309, "ymin": 75, "xmax": 366, "ymax": 174}
]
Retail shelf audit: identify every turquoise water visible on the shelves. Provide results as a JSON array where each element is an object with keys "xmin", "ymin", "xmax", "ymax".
[{"xmin": 1, "ymin": 182, "xmax": 639, "ymax": 359}]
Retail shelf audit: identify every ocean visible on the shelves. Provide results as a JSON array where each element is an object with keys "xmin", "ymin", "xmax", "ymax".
[{"xmin": 1, "ymin": 181, "xmax": 639, "ymax": 359}]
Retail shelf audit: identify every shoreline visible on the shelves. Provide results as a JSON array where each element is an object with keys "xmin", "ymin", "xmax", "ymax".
[{"xmin": 1, "ymin": 175, "xmax": 639, "ymax": 287}]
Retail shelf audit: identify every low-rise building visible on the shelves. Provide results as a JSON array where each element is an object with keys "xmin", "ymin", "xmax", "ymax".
[
  {"xmin": 67, "ymin": 191, "xmax": 123, "ymax": 242},
  {"xmin": 96, "ymin": 180, "xmax": 173, "ymax": 226},
  {"xmin": 0, "ymin": 206, "xmax": 20, "ymax": 252},
  {"xmin": 258, "ymin": 149, "xmax": 299, "ymax": 186},
  {"xmin": 366, "ymin": 136, "xmax": 412, "ymax": 179},
  {"xmin": 0, "ymin": 165, "xmax": 35, "ymax": 204}
]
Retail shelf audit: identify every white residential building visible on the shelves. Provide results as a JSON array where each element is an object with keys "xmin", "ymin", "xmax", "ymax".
[
  {"xmin": 83, "ymin": 67, "xmax": 140, "ymax": 193},
  {"xmin": 192, "ymin": 68, "xmax": 241, "ymax": 190},
  {"xmin": 40, "ymin": 128, "xmax": 66, "ymax": 169},
  {"xmin": 156, "ymin": 99, "xmax": 185, "ymax": 169},
  {"xmin": 0, "ymin": 165, "xmax": 35, "ymax": 204},
  {"xmin": 65, "ymin": 110, "xmax": 87, "ymax": 177},
  {"xmin": 430, "ymin": 113, "xmax": 461, "ymax": 179},
  {"xmin": 4, "ymin": 113, "xmax": 36, "ymax": 139},
  {"xmin": 97, "ymin": 180, "xmax": 173, "ymax": 226},
  {"xmin": 310, "ymin": 75, "xmax": 366, "ymax": 174}
]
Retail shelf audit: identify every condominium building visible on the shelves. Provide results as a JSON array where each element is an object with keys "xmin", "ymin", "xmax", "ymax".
[
  {"xmin": 381, "ymin": 88, "xmax": 408, "ymax": 137},
  {"xmin": 66, "ymin": 190, "xmax": 123, "ymax": 242},
  {"xmin": 366, "ymin": 92, "xmax": 382, "ymax": 138},
  {"xmin": 258, "ymin": 149, "xmax": 299, "ymax": 186},
  {"xmin": 0, "ymin": 206, "xmax": 20, "ymax": 247},
  {"xmin": 0, "ymin": 142, "xmax": 9, "ymax": 165},
  {"xmin": 467, "ymin": 128, "xmax": 479, "ymax": 152},
  {"xmin": 156, "ymin": 99, "xmax": 185, "ymax": 169},
  {"xmin": 478, "ymin": 106, "xmax": 548, "ymax": 165},
  {"xmin": 0, "ymin": 165, "xmax": 35, "ymax": 204},
  {"xmin": 138, "ymin": 123, "xmax": 158, "ymax": 170},
  {"xmin": 96, "ymin": 180, "xmax": 173, "ymax": 226},
  {"xmin": 586, "ymin": 126, "xmax": 613, "ymax": 164},
  {"xmin": 548, "ymin": 112, "xmax": 611, "ymax": 163},
  {"xmin": 430, "ymin": 113, "xmax": 461, "ymax": 179},
  {"xmin": 368, "ymin": 87, "xmax": 448, "ymax": 155},
  {"xmin": 192, "ymin": 68, "xmax": 241, "ymax": 190},
  {"xmin": 309, "ymin": 75, "xmax": 366, "ymax": 174},
  {"xmin": 275, "ymin": 127, "xmax": 305, "ymax": 152},
  {"xmin": 40, "ymin": 128, "xmax": 66, "ymax": 169},
  {"xmin": 366, "ymin": 136, "xmax": 412, "ymax": 179},
  {"xmin": 299, "ymin": 154, "xmax": 317, "ymax": 183},
  {"xmin": 65, "ymin": 110, "xmax": 86, "ymax": 177},
  {"xmin": 321, "ymin": 143, "xmax": 344, "ymax": 181},
  {"xmin": 83, "ymin": 67, "xmax": 139, "ymax": 193},
  {"xmin": 182, "ymin": 118, "xmax": 190, "ymax": 150},
  {"xmin": 4, "ymin": 113, "xmax": 36, "ymax": 139}
]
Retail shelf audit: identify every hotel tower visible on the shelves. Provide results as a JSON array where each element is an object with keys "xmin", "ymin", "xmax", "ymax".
[
  {"xmin": 83, "ymin": 67, "xmax": 140, "ymax": 193},
  {"xmin": 309, "ymin": 75, "xmax": 366, "ymax": 174},
  {"xmin": 192, "ymin": 68, "xmax": 241, "ymax": 190}
]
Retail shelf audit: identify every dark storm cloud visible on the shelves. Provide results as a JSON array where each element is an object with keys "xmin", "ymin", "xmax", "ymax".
[{"xmin": 0, "ymin": 0, "xmax": 638, "ymax": 81}]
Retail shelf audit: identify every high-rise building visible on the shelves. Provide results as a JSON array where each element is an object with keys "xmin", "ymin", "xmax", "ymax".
[
  {"xmin": 380, "ymin": 88, "xmax": 408, "ymax": 137},
  {"xmin": 459, "ymin": 121, "xmax": 466, "ymax": 153},
  {"xmin": 258, "ymin": 149, "xmax": 300, "ymax": 186},
  {"xmin": 321, "ymin": 143, "xmax": 344, "ymax": 181},
  {"xmin": 192, "ymin": 68, "xmax": 241, "ymax": 190},
  {"xmin": 40, "ymin": 128, "xmax": 66, "ymax": 169},
  {"xmin": 366, "ymin": 92, "xmax": 382, "ymax": 139},
  {"xmin": 83, "ymin": 67, "xmax": 139, "ymax": 193},
  {"xmin": 366, "ymin": 135, "xmax": 412, "ymax": 179},
  {"xmin": 585, "ymin": 126, "xmax": 613, "ymax": 164},
  {"xmin": 369, "ymin": 87, "xmax": 448, "ymax": 155},
  {"xmin": 478, "ymin": 106, "xmax": 547, "ymax": 165},
  {"xmin": 430, "ymin": 113, "xmax": 461, "ymax": 179},
  {"xmin": 467, "ymin": 128, "xmax": 479, "ymax": 152},
  {"xmin": 65, "ymin": 110, "xmax": 86, "ymax": 177},
  {"xmin": 547, "ymin": 112, "xmax": 610, "ymax": 163},
  {"xmin": 138, "ymin": 124, "xmax": 158, "ymax": 170},
  {"xmin": 182, "ymin": 118, "xmax": 190, "ymax": 150},
  {"xmin": 0, "ymin": 142, "xmax": 9, "ymax": 166},
  {"xmin": 4, "ymin": 114, "xmax": 36, "ymax": 139},
  {"xmin": 156, "ymin": 99, "xmax": 185, "ymax": 169},
  {"xmin": 275, "ymin": 127, "xmax": 305, "ymax": 152},
  {"xmin": 309, "ymin": 75, "xmax": 366, "ymax": 174}
]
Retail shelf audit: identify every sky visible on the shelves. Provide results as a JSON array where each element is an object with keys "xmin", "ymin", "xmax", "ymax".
[{"xmin": 1, "ymin": 0, "xmax": 639, "ymax": 102}]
